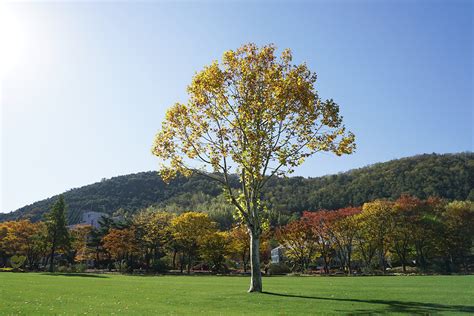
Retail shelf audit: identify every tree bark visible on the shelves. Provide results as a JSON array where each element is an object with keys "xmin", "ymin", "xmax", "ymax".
[
  {"xmin": 95, "ymin": 245, "xmax": 100, "ymax": 268},
  {"xmin": 187, "ymin": 253, "xmax": 191, "ymax": 274},
  {"xmin": 248, "ymin": 232, "xmax": 262, "ymax": 293},
  {"xmin": 242, "ymin": 253, "xmax": 248, "ymax": 273},
  {"xmin": 49, "ymin": 244, "xmax": 56, "ymax": 273},
  {"xmin": 172, "ymin": 249, "xmax": 177, "ymax": 270},
  {"xmin": 347, "ymin": 248, "xmax": 352, "ymax": 275}
]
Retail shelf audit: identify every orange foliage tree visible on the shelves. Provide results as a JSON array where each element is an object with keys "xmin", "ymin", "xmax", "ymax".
[
  {"xmin": 276, "ymin": 218, "xmax": 317, "ymax": 272},
  {"xmin": 0, "ymin": 220, "xmax": 47, "ymax": 269},
  {"xmin": 70, "ymin": 224, "xmax": 93, "ymax": 263},
  {"xmin": 102, "ymin": 228, "xmax": 140, "ymax": 270}
]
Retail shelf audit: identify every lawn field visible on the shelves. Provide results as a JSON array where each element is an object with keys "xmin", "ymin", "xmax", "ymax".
[{"xmin": 0, "ymin": 273, "xmax": 473, "ymax": 315}]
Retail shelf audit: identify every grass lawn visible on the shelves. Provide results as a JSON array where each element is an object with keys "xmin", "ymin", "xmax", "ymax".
[{"xmin": 0, "ymin": 273, "xmax": 473, "ymax": 315}]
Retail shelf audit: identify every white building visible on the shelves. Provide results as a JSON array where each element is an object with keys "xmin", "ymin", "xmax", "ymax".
[
  {"xmin": 271, "ymin": 245, "xmax": 286, "ymax": 264},
  {"xmin": 81, "ymin": 211, "xmax": 108, "ymax": 228}
]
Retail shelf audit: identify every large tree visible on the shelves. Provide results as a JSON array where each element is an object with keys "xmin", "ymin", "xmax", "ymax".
[
  {"xmin": 152, "ymin": 43, "xmax": 355, "ymax": 292},
  {"xmin": 45, "ymin": 195, "xmax": 70, "ymax": 272}
]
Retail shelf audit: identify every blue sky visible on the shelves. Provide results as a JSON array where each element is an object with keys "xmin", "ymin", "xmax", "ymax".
[{"xmin": 1, "ymin": 0, "xmax": 472, "ymax": 212}]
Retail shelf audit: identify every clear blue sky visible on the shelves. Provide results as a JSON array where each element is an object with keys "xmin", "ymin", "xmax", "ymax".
[{"xmin": 1, "ymin": 0, "xmax": 472, "ymax": 213}]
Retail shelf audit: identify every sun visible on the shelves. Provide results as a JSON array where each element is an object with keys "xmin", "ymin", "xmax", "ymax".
[{"xmin": 0, "ymin": 4, "xmax": 28, "ymax": 78}]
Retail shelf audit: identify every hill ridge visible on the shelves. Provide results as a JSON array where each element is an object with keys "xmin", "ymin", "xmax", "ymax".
[{"xmin": 1, "ymin": 152, "xmax": 472, "ymax": 226}]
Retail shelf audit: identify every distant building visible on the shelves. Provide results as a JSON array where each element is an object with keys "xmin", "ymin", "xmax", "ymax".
[
  {"xmin": 81, "ymin": 211, "xmax": 108, "ymax": 228},
  {"xmin": 271, "ymin": 245, "xmax": 286, "ymax": 264},
  {"xmin": 67, "ymin": 211, "xmax": 123, "ymax": 230}
]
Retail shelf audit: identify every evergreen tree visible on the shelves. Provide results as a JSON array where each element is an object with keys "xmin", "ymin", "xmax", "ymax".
[{"xmin": 45, "ymin": 195, "xmax": 70, "ymax": 272}]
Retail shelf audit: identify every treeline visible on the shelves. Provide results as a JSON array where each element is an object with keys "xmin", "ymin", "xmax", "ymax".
[
  {"xmin": 1, "ymin": 195, "xmax": 472, "ymax": 274},
  {"xmin": 277, "ymin": 196, "xmax": 473, "ymax": 274},
  {"xmin": 2, "ymin": 152, "xmax": 472, "ymax": 226},
  {"xmin": 0, "ymin": 200, "xmax": 261, "ymax": 274}
]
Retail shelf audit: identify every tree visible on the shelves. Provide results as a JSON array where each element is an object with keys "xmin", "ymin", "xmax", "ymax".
[
  {"xmin": 439, "ymin": 201, "xmax": 473, "ymax": 272},
  {"xmin": 358, "ymin": 200, "xmax": 394, "ymax": 273},
  {"xmin": 87, "ymin": 215, "xmax": 118, "ymax": 269},
  {"xmin": 228, "ymin": 225, "xmax": 251, "ymax": 272},
  {"xmin": 102, "ymin": 228, "xmax": 140, "ymax": 271},
  {"xmin": 330, "ymin": 207, "xmax": 361, "ymax": 275},
  {"xmin": 170, "ymin": 212, "xmax": 216, "ymax": 274},
  {"xmin": 0, "ymin": 220, "xmax": 47, "ymax": 270},
  {"xmin": 151, "ymin": 43, "xmax": 355, "ymax": 292},
  {"xmin": 70, "ymin": 224, "xmax": 93, "ymax": 263},
  {"xmin": 353, "ymin": 211, "xmax": 380, "ymax": 272},
  {"xmin": 276, "ymin": 219, "xmax": 317, "ymax": 272},
  {"xmin": 302, "ymin": 211, "xmax": 337, "ymax": 274},
  {"xmin": 200, "ymin": 231, "xmax": 231, "ymax": 273},
  {"xmin": 389, "ymin": 195, "xmax": 421, "ymax": 272},
  {"xmin": 132, "ymin": 208, "xmax": 174, "ymax": 271},
  {"xmin": 45, "ymin": 195, "xmax": 70, "ymax": 272}
]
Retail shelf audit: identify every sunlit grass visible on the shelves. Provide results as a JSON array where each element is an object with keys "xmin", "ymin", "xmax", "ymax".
[{"xmin": 1, "ymin": 273, "xmax": 473, "ymax": 315}]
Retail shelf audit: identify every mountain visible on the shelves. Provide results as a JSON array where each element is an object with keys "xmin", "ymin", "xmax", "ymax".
[{"xmin": 1, "ymin": 152, "xmax": 472, "ymax": 227}]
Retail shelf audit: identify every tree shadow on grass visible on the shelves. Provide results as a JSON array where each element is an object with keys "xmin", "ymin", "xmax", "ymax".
[
  {"xmin": 262, "ymin": 291, "xmax": 474, "ymax": 314},
  {"xmin": 40, "ymin": 273, "xmax": 109, "ymax": 278}
]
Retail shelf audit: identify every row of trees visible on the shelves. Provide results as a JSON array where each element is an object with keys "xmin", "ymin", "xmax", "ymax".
[
  {"xmin": 0, "ymin": 196, "xmax": 69, "ymax": 272},
  {"xmin": 277, "ymin": 196, "xmax": 473, "ymax": 274},
  {"xmin": 0, "ymin": 197, "xmax": 269, "ymax": 274},
  {"xmin": 1, "ymin": 195, "xmax": 472, "ymax": 274},
  {"xmin": 96, "ymin": 211, "xmax": 268, "ymax": 274}
]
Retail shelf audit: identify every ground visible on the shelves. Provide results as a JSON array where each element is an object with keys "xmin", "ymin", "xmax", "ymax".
[{"xmin": 1, "ymin": 273, "xmax": 473, "ymax": 315}]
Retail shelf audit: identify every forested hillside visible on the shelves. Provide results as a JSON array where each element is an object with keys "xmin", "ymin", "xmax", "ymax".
[{"xmin": 1, "ymin": 152, "xmax": 472, "ymax": 226}]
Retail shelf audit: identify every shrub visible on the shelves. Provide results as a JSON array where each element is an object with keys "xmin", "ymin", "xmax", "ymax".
[
  {"xmin": 114, "ymin": 260, "xmax": 128, "ymax": 273},
  {"xmin": 72, "ymin": 263, "xmax": 87, "ymax": 273},
  {"xmin": 57, "ymin": 265, "xmax": 71, "ymax": 273},
  {"xmin": 268, "ymin": 263, "xmax": 291, "ymax": 275},
  {"xmin": 151, "ymin": 260, "xmax": 169, "ymax": 273},
  {"xmin": 10, "ymin": 255, "xmax": 26, "ymax": 269},
  {"xmin": 390, "ymin": 266, "xmax": 419, "ymax": 274}
]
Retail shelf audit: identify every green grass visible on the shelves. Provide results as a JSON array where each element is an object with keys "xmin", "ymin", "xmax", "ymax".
[{"xmin": 1, "ymin": 273, "xmax": 473, "ymax": 315}]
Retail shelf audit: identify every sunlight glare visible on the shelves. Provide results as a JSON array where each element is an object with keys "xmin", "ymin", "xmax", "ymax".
[{"xmin": 0, "ymin": 5, "xmax": 28, "ymax": 78}]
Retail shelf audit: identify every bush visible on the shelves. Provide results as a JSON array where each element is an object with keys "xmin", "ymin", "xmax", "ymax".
[
  {"xmin": 151, "ymin": 260, "xmax": 169, "ymax": 273},
  {"xmin": 72, "ymin": 263, "xmax": 87, "ymax": 273},
  {"xmin": 57, "ymin": 265, "xmax": 71, "ymax": 273},
  {"xmin": 114, "ymin": 260, "xmax": 128, "ymax": 273},
  {"xmin": 268, "ymin": 263, "xmax": 291, "ymax": 275},
  {"xmin": 10, "ymin": 255, "xmax": 26, "ymax": 269},
  {"xmin": 390, "ymin": 266, "xmax": 419, "ymax": 274}
]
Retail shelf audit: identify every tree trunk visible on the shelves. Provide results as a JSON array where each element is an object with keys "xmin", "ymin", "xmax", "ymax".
[
  {"xmin": 172, "ymin": 249, "xmax": 177, "ymax": 270},
  {"xmin": 347, "ymin": 248, "xmax": 352, "ymax": 275},
  {"xmin": 49, "ymin": 244, "xmax": 56, "ymax": 273},
  {"xmin": 381, "ymin": 253, "xmax": 386, "ymax": 274},
  {"xmin": 248, "ymin": 232, "xmax": 262, "ymax": 293},
  {"xmin": 242, "ymin": 253, "xmax": 247, "ymax": 273},
  {"xmin": 95, "ymin": 245, "xmax": 100, "ymax": 268},
  {"xmin": 187, "ymin": 253, "xmax": 191, "ymax": 274}
]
